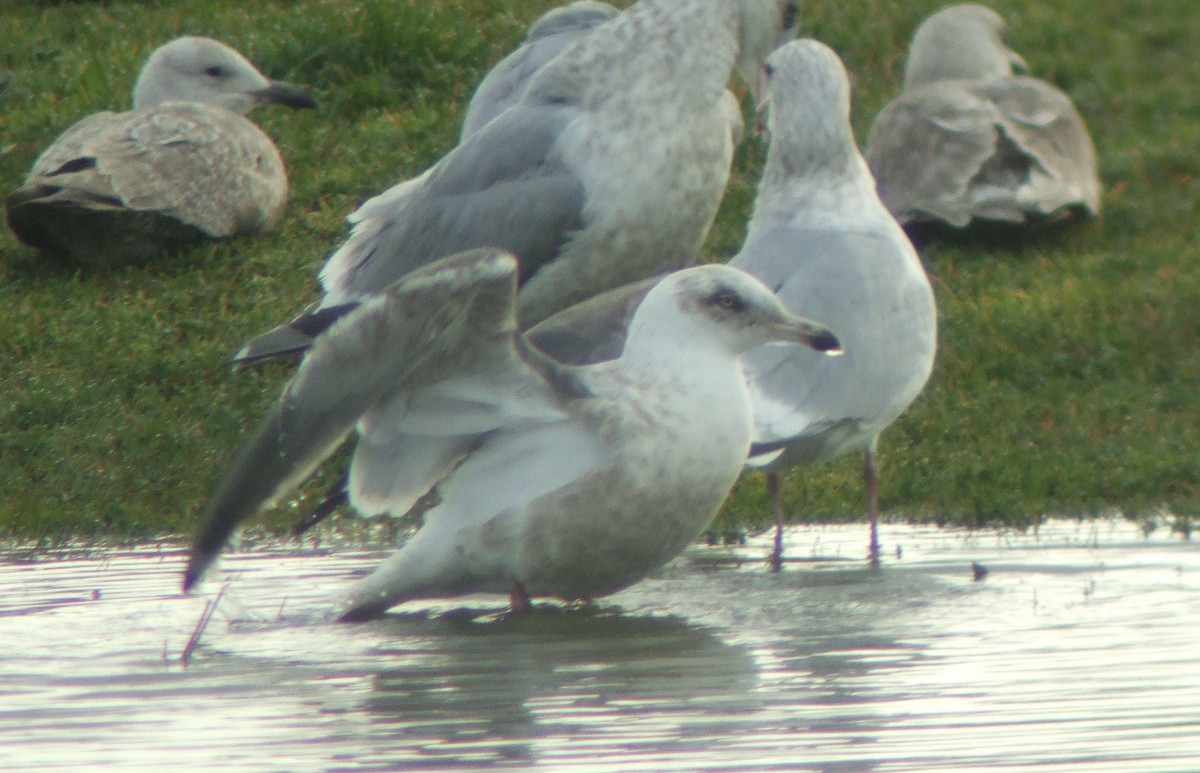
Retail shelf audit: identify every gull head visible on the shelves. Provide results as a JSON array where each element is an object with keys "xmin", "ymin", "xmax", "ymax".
[
  {"xmin": 133, "ymin": 36, "xmax": 316, "ymax": 114},
  {"xmin": 632, "ymin": 264, "xmax": 841, "ymax": 357},
  {"xmin": 903, "ymin": 4, "xmax": 1027, "ymax": 90},
  {"xmin": 735, "ymin": 0, "xmax": 803, "ymax": 105},
  {"xmin": 757, "ymin": 38, "xmax": 853, "ymax": 148}
]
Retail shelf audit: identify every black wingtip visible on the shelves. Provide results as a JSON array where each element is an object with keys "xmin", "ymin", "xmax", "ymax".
[
  {"xmin": 181, "ymin": 555, "xmax": 210, "ymax": 593},
  {"xmin": 228, "ymin": 303, "xmax": 362, "ymax": 369},
  {"xmin": 813, "ymin": 329, "xmax": 843, "ymax": 354}
]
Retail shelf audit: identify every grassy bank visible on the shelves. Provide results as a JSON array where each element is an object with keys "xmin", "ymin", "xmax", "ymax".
[{"xmin": 2, "ymin": 0, "xmax": 1196, "ymax": 542}]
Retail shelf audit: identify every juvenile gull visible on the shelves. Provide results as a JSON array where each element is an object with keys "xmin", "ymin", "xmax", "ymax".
[
  {"xmin": 232, "ymin": 0, "xmax": 798, "ymax": 366},
  {"xmin": 863, "ymin": 4, "xmax": 1100, "ymax": 229},
  {"xmin": 182, "ymin": 248, "xmax": 841, "ymax": 620},
  {"xmin": 6, "ymin": 37, "xmax": 315, "ymax": 268},
  {"xmin": 529, "ymin": 40, "xmax": 938, "ymax": 566}
]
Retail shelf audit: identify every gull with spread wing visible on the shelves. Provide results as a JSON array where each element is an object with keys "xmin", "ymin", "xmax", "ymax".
[{"xmin": 183, "ymin": 249, "xmax": 841, "ymax": 620}]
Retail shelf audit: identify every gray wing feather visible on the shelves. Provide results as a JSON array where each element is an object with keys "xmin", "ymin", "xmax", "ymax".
[
  {"xmin": 524, "ymin": 276, "xmax": 658, "ymax": 365},
  {"xmin": 734, "ymin": 227, "xmax": 936, "ymax": 454},
  {"xmin": 320, "ymin": 103, "xmax": 586, "ymax": 304},
  {"xmin": 865, "ymin": 77, "xmax": 1100, "ymax": 225},
  {"xmin": 986, "ymin": 76, "xmax": 1101, "ymax": 215},
  {"xmin": 865, "ymin": 83, "xmax": 998, "ymax": 226},
  {"xmin": 185, "ymin": 249, "xmax": 533, "ymax": 589},
  {"xmin": 460, "ymin": 2, "xmax": 618, "ymax": 138}
]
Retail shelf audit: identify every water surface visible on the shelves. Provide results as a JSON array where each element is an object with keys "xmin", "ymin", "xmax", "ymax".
[{"xmin": 2, "ymin": 520, "xmax": 1197, "ymax": 771}]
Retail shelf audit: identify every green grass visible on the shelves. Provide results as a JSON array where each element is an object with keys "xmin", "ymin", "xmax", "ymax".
[{"xmin": 2, "ymin": 0, "xmax": 1196, "ymax": 543}]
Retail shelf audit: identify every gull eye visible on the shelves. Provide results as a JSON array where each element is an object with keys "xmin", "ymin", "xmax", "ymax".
[
  {"xmin": 205, "ymin": 66, "xmax": 224, "ymax": 78},
  {"xmin": 764, "ymin": 63, "xmax": 776, "ymax": 79},
  {"xmin": 710, "ymin": 289, "xmax": 747, "ymax": 313}
]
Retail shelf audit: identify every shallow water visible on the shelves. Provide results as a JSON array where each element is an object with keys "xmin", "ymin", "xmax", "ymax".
[{"xmin": 2, "ymin": 520, "xmax": 1197, "ymax": 771}]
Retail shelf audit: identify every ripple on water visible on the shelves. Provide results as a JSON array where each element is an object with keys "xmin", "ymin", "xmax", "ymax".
[{"xmin": 0, "ymin": 520, "xmax": 1197, "ymax": 771}]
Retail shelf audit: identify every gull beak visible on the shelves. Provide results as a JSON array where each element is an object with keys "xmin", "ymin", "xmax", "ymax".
[
  {"xmin": 771, "ymin": 312, "xmax": 843, "ymax": 356},
  {"xmin": 256, "ymin": 80, "xmax": 318, "ymax": 110}
]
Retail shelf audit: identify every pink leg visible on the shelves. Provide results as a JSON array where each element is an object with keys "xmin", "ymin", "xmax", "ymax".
[
  {"xmin": 509, "ymin": 582, "xmax": 532, "ymax": 613},
  {"xmin": 767, "ymin": 471, "xmax": 785, "ymax": 572},
  {"xmin": 864, "ymin": 448, "xmax": 881, "ymax": 567}
]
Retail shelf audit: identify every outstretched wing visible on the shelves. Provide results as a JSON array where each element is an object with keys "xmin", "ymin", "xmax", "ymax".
[{"xmin": 184, "ymin": 248, "xmax": 585, "ymax": 589}]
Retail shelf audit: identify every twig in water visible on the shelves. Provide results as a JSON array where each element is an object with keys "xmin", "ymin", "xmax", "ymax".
[{"xmin": 181, "ymin": 585, "xmax": 226, "ymax": 667}]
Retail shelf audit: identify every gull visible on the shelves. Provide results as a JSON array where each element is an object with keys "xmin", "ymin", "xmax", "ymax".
[
  {"xmin": 182, "ymin": 248, "xmax": 841, "ymax": 620},
  {"xmin": 5, "ymin": 36, "xmax": 315, "ymax": 268},
  {"xmin": 232, "ymin": 0, "xmax": 799, "ymax": 366},
  {"xmin": 528, "ymin": 40, "xmax": 938, "ymax": 567},
  {"xmin": 863, "ymin": 4, "xmax": 1101, "ymax": 229},
  {"xmin": 732, "ymin": 40, "xmax": 936, "ymax": 567}
]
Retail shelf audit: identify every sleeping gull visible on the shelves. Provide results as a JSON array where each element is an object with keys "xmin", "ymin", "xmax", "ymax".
[
  {"xmin": 182, "ymin": 248, "xmax": 841, "ymax": 620},
  {"xmin": 232, "ymin": 0, "xmax": 798, "ymax": 366},
  {"xmin": 462, "ymin": 1, "xmax": 746, "ymax": 145},
  {"xmin": 5, "ymin": 36, "xmax": 315, "ymax": 268},
  {"xmin": 863, "ymin": 4, "xmax": 1101, "ymax": 229},
  {"xmin": 528, "ymin": 40, "xmax": 938, "ymax": 567}
]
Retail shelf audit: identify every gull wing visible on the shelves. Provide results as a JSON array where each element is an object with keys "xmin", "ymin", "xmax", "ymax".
[
  {"xmin": 10, "ymin": 103, "xmax": 285, "ymax": 239},
  {"xmin": 985, "ymin": 76, "xmax": 1101, "ymax": 217},
  {"xmin": 460, "ymin": 2, "xmax": 619, "ymax": 138},
  {"xmin": 318, "ymin": 101, "xmax": 586, "ymax": 307},
  {"xmin": 864, "ymin": 81, "xmax": 999, "ymax": 226},
  {"xmin": 735, "ymin": 227, "xmax": 936, "ymax": 458},
  {"xmin": 185, "ymin": 248, "xmax": 596, "ymax": 589},
  {"xmin": 232, "ymin": 101, "xmax": 589, "ymax": 366}
]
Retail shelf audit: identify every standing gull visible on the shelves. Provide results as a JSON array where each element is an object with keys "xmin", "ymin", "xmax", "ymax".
[
  {"xmin": 863, "ymin": 4, "xmax": 1100, "ymax": 229},
  {"xmin": 182, "ymin": 249, "xmax": 841, "ymax": 620},
  {"xmin": 232, "ymin": 0, "xmax": 799, "ymax": 366},
  {"xmin": 529, "ymin": 40, "xmax": 938, "ymax": 567},
  {"xmin": 733, "ymin": 40, "xmax": 936, "ymax": 567},
  {"xmin": 6, "ymin": 37, "xmax": 316, "ymax": 268}
]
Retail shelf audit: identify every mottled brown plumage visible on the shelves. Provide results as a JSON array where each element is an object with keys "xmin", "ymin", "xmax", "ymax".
[{"xmin": 6, "ymin": 37, "xmax": 314, "ymax": 268}]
